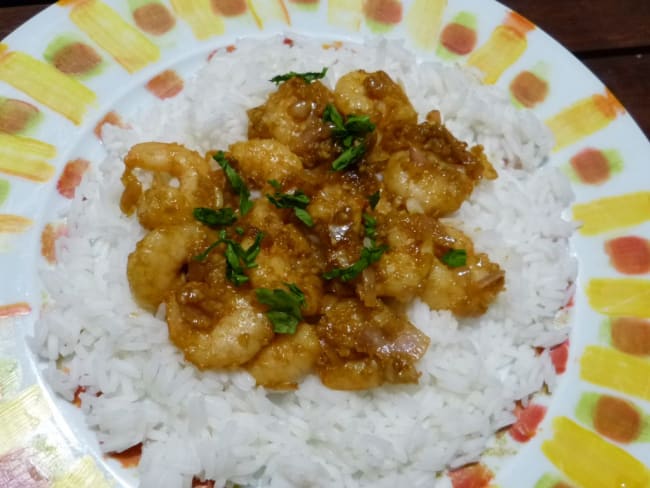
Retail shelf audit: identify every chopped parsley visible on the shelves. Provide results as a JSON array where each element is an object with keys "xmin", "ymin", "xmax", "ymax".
[
  {"xmin": 255, "ymin": 283, "xmax": 306, "ymax": 334},
  {"xmin": 266, "ymin": 187, "xmax": 314, "ymax": 227},
  {"xmin": 214, "ymin": 151, "xmax": 253, "ymax": 216},
  {"xmin": 194, "ymin": 230, "xmax": 264, "ymax": 286},
  {"xmin": 331, "ymin": 144, "xmax": 368, "ymax": 172},
  {"xmin": 323, "ymin": 210, "xmax": 388, "ymax": 282},
  {"xmin": 193, "ymin": 207, "xmax": 237, "ymax": 228},
  {"xmin": 322, "ymin": 244, "xmax": 388, "ymax": 282},
  {"xmin": 322, "ymin": 103, "xmax": 375, "ymax": 171},
  {"xmin": 270, "ymin": 67, "xmax": 328, "ymax": 85},
  {"xmin": 441, "ymin": 249, "xmax": 467, "ymax": 268},
  {"xmin": 367, "ymin": 191, "xmax": 380, "ymax": 210},
  {"xmin": 362, "ymin": 213, "xmax": 377, "ymax": 241}
]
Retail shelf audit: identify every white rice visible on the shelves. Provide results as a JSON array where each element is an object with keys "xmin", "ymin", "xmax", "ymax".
[{"xmin": 34, "ymin": 37, "xmax": 576, "ymax": 488}]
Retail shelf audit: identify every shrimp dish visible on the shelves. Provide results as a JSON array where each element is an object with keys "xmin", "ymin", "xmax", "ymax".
[
  {"xmin": 121, "ymin": 69, "xmax": 506, "ymax": 391},
  {"xmin": 35, "ymin": 37, "xmax": 575, "ymax": 488}
]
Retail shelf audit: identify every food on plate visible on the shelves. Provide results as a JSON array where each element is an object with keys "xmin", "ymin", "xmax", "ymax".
[
  {"xmin": 36, "ymin": 38, "xmax": 575, "ymax": 488},
  {"xmin": 120, "ymin": 68, "xmax": 505, "ymax": 390}
]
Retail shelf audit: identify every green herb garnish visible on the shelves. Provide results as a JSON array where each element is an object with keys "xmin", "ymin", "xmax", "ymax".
[
  {"xmin": 323, "ymin": 205, "xmax": 388, "ymax": 281},
  {"xmin": 331, "ymin": 144, "xmax": 367, "ymax": 172},
  {"xmin": 322, "ymin": 244, "xmax": 388, "ymax": 282},
  {"xmin": 255, "ymin": 283, "xmax": 306, "ymax": 334},
  {"xmin": 323, "ymin": 103, "xmax": 375, "ymax": 171},
  {"xmin": 193, "ymin": 207, "xmax": 237, "ymax": 228},
  {"xmin": 362, "ymin": 213, "xmax": 377, "ymax": 241},
  {"xmin": 214, "ymin": 151, "xmax": 253, "ymax": 216},
  {"xmin": 367, "ymin": 191, "xmax": 380, "ymax": 210},
  {"xmin": 266, "ymin": 189, "xmax": 314, "ymax": 227},
  {"xmin": 270, "ymin": 67, "xmax": 328, "ymax": 85},
  {"xmin": 441, "ymin": 249, "xmax": 467, "ymax": 268},
  {"xmin": 194, "ymin": 230, "xmax": 264, "ymax": 286}
]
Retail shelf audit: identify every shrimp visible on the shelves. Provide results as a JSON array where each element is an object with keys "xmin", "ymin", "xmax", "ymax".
[
  {"xmin": 419, "ymin": 225, "xmax": 505, "ymax": 316},
  {"xmin": 307, "ymin": 172, "xmax": 368, "ymax": 270},
  {"xmin": 127, "ymin": 223, "xmax": 208, "ymax": 312},
  {"xmin": 357, "ymin": 211, "xmax": 437, "ymax": 305},
  {"xmin": 166, "ymin": 282, "xmax": 274, "ymax": 369},
  {"xmin": 334, "ymin": 70, "xmax": 417, "ymax": 129},
  {"xmin": 228, "ymin": 138, "xmax": 303, "ymax": 187},
  {"xmin": 381, "ymin": 121, "xmax": 495, "ymax": 216},
  {"xmin": 120, "ymin": 142, "xmax": 221, "ymax": 229},
  {"xmin": 316, "ymin": 297, "xmax": 430, "ymax": 390},
  {"xmin": 246, "ymin": 323, "xmax": 320, "ymax": 389},
  {"xmin": 246, "ymin": 219, "xmax": 325, "ymax": 317},
  {"xmin": 247, "ymin": 78, "xmax": 338, "ymax": 168}
]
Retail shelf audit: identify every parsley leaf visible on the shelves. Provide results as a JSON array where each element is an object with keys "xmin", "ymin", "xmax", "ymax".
[
  {"xmin": 344, "ymin": 114, "xmax": 375, "ymax": 136},
  {"xmin": 441, "ymin": 249, "xmax": 467, "ymax": 268},
  {"xmin": 362, "ymin": 213, "xmax": 377, "ymax": 241},
  {"xmin": 323, "ymin": 103, "xmax": 375, "ymax": 171},
  {"xmin": 255, "ymin": 283, "xmax": 306, "ymax": 334},
  {"xmin": 270, "ymin": 67, "xmax": 328, "ymax": 85},
  {"xmin": 267, "ymin": 179, "xmax": 282, "ymax": 190},
  {"xmin": 266, "ymin": 189, "xmax": 314, "ymax": 227},
  {"xmin": 214, "ymin": 151, "xmax": 253, "ymax": 216},
  {"xmin": 323, "ymin": 208, "xmax": 387, "ymax": 281},
  {"xmin": 322, "ymin": 244, "xmax": 388, "ymax": 282},
  {"xmin": 367, "ymin": 191, "xmax": 380, "ymax": 210},
  {"xmin": 193, "ymin": 207, "xmax": 237, "ymax": 228},
  {"xmin": 323, "ymin": 103, "xmax": 345, "ymax": 134},
  {"xmin": 331, "ymin": 143, "xmax": 367, "ymax": 172},
  {"xmin": 294, "ymin": 208, "xmax": 314, "ymax": 227},
  {"xmin": 194, "ymin": 230, "xmax": 264, "ymax": 286}
]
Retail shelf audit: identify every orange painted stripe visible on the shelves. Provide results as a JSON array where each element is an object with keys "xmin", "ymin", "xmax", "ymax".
[
  {"xmin": 542, "ymin": 416, "xmax": 650, "ymax": 488},
  {"xmin": 581, "ymin": 346, "xmax": 650, "ymax": 401},
  {"xmin": 0, "ymin": 214, "xmax": 32, "ymax": 233},
  {"xmin": 0, "ymin": 51, "xmax": 96, "ymax": 125},
  {"xmin": 0, "ymin": 133, "xmax": 56, "ymax": 182},
  {"xmin": 170, "ymin": 0, "xmax": 225, "ymax": 40},
  {"xmin": 573, "ymin": 192, "xmax": 650, "ymax": 236},
  {"xmin": 67, "ymin": 0, "xmax": 160, "ymax": 73},
  {"xmin": 0, "ymin": 302, "xmax": 31, "ymax": 319},
  {"xmin": 587, "ymin": 278, "xmax": 650, "ymax": 318}
]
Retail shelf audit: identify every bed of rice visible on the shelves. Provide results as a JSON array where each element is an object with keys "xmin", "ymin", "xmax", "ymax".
[{"xmin": 34, "ymin": 37, "xmax": 577, "ymax": 488}]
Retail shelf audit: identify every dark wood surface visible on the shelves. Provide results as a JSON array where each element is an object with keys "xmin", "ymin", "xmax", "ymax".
[{"xmin": 1, "ymin": 1, "xmax": 648, "ymax": 138}]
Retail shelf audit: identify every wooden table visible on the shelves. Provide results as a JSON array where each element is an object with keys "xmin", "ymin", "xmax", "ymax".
[{"xmin": 1, "ymin": 1, "xmax": 648, "ymax": 138}]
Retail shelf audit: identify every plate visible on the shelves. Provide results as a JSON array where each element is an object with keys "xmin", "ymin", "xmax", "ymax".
[{"xmin": 1, "ymin": 1, "xmax": 649, "ymax": 487}]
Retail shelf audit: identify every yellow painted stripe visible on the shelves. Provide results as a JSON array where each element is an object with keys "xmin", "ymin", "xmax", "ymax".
[
  {"xmin": 0, "ymin": 133, "xmax": 56, "ymax": 182},
  {"xmin": 0, "ymin": 51, "xmax": 95, "ymax": 125},
  {"xmin": 467, "ymin": 25, "xmax": 527, "ymax": 84},
  {"xmin": 327, "ymin": 0, "xmax": 363, "ymax": 31},
  {"xmin": 51, "ymin": 456, "xmax": 111, "ymax": 488},
  {"xmin": 587, "ymin": 278, "xmax": 650, "ymax": 318},
  {"xmin": 69, "ymin": 0, "xmax": 160, "ymax": 73},
  {"xmin": 573, "ymin": 192, "xmax": 650, "ymax": 236},
  {"xmin": 247, "ymin": 0, "xmax": 290, "ymax": 29},
  {"xmin": 581, "ymin": 346, "xmax": 650, "ymax": 401},
  {"xmin": 0, "ymin": 214, "xmax": 32, "ymax": 233},
  {"xmin": 546, "ymin": 91, "xmax": 624, "ymax": 151},
  {"xmin": 0, "ymin": 386, "xmax": 51, "ymax": 456},
  {"xmin": 405, "ymin": 0, "xmax": 447, "ymax": 50},
  {"xmin": 542, "ymin": 416, "xmax": 650, "ymax": 488},
  {"xmin": 170, "ymin": 0, "xmax": 224, "ymax": 40}
]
